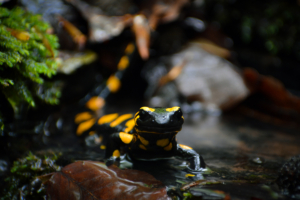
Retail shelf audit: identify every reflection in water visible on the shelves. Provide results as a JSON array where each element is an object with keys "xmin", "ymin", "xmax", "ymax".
[{"xmin": 178, "ymin": 114, "xmax": 239, "ymax": 149}]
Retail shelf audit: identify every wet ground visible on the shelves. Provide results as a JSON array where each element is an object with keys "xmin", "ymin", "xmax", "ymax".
[
  {"xmin": 181, "ymin": 110, "xmax": 300, "ymax": 163},
  {"xmin": 1, "ymin": 100, "xmax": 300, "ymax": 199},
  {"xmin": 175, "ymin": 107, "xmax": 300, "ymax": 199},
  {"xmin": 99, "ymin": 103, "xmax": 300, "ymax": 199}
]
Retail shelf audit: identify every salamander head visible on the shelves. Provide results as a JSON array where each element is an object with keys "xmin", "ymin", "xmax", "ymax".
[{"xmin": 134, "ymin": 106, "xmax": 184, "ymax": 133}]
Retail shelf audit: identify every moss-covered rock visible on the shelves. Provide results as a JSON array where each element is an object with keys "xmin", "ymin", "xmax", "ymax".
[
  {"xmin": 0, "ymin": 6, "xmax": 60, "ymax": 128},
  {"xmin": 0, "ymin": 152, "xmax": 61, "ymax": 200}
]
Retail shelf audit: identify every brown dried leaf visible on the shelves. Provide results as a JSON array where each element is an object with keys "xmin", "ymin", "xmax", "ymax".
[
  {"xmin": 57, "ymin": 15, "xmax": 87, "ymax": 50},
  {"xmin": 132, "ymin": 14, "xmax": 151, "ymax": 60},
  {"xmin": 44, "ymin": 161, "xmax": 170, "ymax": 200},
  {"xmin": 159, "ymin": 59, "xmax": 186, "ymax": 86},
  {"xmin": 243, "ymin": 68, "xmax": 300, "ymax": 112}
]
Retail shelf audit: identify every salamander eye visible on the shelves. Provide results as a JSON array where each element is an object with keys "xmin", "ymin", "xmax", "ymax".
[
  {"xmin": 174, "ymin": 110, "xmax": 183, "ymax": 120},
  {"xmin": 138, "ymin": 110, "xmax": 149, "ymax": 121}
]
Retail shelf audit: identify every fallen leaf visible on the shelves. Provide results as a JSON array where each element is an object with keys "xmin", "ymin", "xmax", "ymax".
[
  {"xmin": 57, "ymin": 15, "xmax": 87, "ymax": 50},
  {"xmin": 132, "ymin": 14, "xmax": 150, "ymax": 60},
  {"xmin": 243, "ymin": 68, "xmax": 300, "ymax": 112},
  {"xmin": 43, "ymin": 161, "xmax": 170, "ymax": 200}
]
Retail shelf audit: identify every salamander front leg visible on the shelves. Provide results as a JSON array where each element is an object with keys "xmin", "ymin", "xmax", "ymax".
[
  {"xmin": 175, "ymin": 144, "xmax": 206, "ymax": 171},
  {"xmin": 105, "ymin": 132, "xmax": 134, "ymax": 167},
  {"xmin": 105, "ymin": 132, "xmax": 123, "ymax": 167}
]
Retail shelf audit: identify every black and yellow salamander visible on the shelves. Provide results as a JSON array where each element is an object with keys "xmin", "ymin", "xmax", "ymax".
[
  {"xmin": 73, "ymin": 42, "xmax": 138, "ymax": 136},
  {"xmin": 103, "ymin": 106, "xmax": 206, "ymax": 171},
  {"xmin": 72, "ymin": 44, "xmax": 205, "ymax": 170},
  {"xmin": 77, "ymin": 42, "xmax": 137, "ymax": 114}
]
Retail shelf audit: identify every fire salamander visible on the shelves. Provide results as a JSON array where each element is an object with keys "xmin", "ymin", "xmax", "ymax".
[
  {"xmin": 73, "ymin": 43, "xmax": 205, "ymax": 170},
  {"xmin": 77, "ymin": 42, "xmax": 137, "ymax": 114},
  {"xmin": 104, "ymin": 106, "xmax": 206, "ymax": 171}
]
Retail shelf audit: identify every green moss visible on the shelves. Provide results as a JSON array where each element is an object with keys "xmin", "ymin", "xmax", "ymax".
[
  {"xmin": 0, "ymin": 6, "xmax": 60, "ymax": 127},
  {"xmin": 0, "ymin": 152, "xmax": 61, "ymax": 200}
]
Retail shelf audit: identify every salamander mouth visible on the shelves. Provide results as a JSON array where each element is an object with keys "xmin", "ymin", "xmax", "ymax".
[{"xmin": 135, "ymin": 125, "xmax": 182, "ymax": 133}]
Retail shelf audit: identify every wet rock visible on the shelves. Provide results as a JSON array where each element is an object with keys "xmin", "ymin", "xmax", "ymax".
[
  {"xmin": 143, "ymin": 42, "xmax": 249, "ymax": 111},
  {"xmin": 171, "ymin": 42, "xmax": 249, "ymax": 110}
]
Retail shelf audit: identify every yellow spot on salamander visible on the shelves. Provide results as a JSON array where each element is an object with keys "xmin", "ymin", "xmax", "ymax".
[
  {"xmin": 156, "ymin": 138, "xmax": 169, "ymax": 147},
  {"xmin": 125, "ymin": 43, "xmax": 135, "ymax": 54},
  {"xmin": 134, "ymin": 112, "xmax": 139, "ymax": 118},
  {"xmin": 117, "ymin": 56, "xmax": 129, "ymax": 70},
  {"xmin": 74, "ymin": 112, "xmax": 93, "ymax": 124},
  {"xmin": 134, "ymin": 112, "xmax": 140, "ymax": 124},
  {"xmin": 86, "ymin": 96, "xmax": 105, "ymax": 111},
  {"xmin": 107, "ymin": 75, "xmax": 121, "ymax": 93},
  {"xmin": 179, "ymin": 144, "xmax": 193, "ymax": 150},
  {"xmin": 182, "ymin": 116, "xmax": 184, "ymax": 120},
  {"xmin": 140, "ymin": 107, "xmax": 155, "ymax": 112},
  {"xmin": 164, "ymin": 143, "xmax": 173, "ymax": 151},
  {"xmin": 124, "ymin": 119, "xmax": 135, "ymax": 132},
  {"xmin": 89, "ymin": 131, "xmax": 96, "ymax": 135},
  {"xmin": 119, "ymin": 132, "xmax": 133, "ymax": 144},
  {"xmin": 110, "ymin": 114, "xmax": 133, "ymax": 127},
  {"xmin": 76, "ymin": 118, "xmax": 96, "ymax": 136},
  {"xmin": 112, "ymin": 150, "xmax": 120, "ymax": 158},
  {"xmin": 100, "ymin": 145, "xmax": 106, "ymax": 149},
  {"xmin": 139, "ymin": 144, "xmax": 147, "ymax": 150},
  {"xmin": 185, "ymin": 174, "xmax": 195, "ymax": 178},
  {"xmin": 98, "ymin": 113, "xmax": 119, "ymax": 125},
  {"xmin": 166, "ymin": 107, "xmax": 180, "ymax": 112},
  {"xmin": 139, "ymin": 136, "xmax": 149, "ymax": 146}
]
